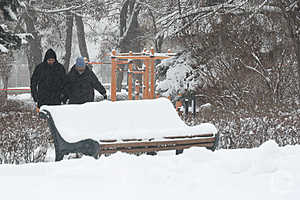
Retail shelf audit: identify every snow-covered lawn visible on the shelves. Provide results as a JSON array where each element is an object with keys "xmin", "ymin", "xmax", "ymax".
[{"xmin": 0, "ymin": 141, "xmax": 299, "ymax": 200}]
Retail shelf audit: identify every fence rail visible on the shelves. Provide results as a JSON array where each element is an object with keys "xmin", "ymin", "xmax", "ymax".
[{"xmin": 0, "ymin": 88, "xmax": 31, "ymax": 94}]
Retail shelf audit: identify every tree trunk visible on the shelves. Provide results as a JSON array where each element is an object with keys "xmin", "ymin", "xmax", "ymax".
[
  {"xmin": 0, "ymin": 66, "xmax": 11, "ymax": 106},
  {"xmin": 24, "ymin": 11, "xmax": 42, "ymax": 76},
  {"xmin": 0, "ymin": 51, "xmax": 14, "ymax": 105},
  {"xmin": 148, "ymin": 9, "xmax": 164, "ymax": 53},
  {"xmin": 63, "ymin": 11, "xmax": 74, "ymax": 72},
  {"xmin": 296, "ymin": 38, "xmax": 300, "ymax": 100},
  {"xmin": 2, "ymin": 74, "xmax": 8, "ymax": 104},
  {"xmin": 119, "ymin": 1, "xmax": 141, "ymax": 53},
  {"xmin": 117, "ymin": 0, "xmax": 130, "ymax": 92},
  {"xmin": 0, "ymin": 75, "xmax": 7, "ymax": 105},
  {"xmin": 75, "ymin": 15, "xmax": 89, "ymax": 60},
  {"xmin": 118, "ymin": 0, "xmax": 142, "ymax": 92}
]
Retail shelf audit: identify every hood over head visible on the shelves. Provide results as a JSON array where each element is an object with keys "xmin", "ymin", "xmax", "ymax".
[{"xmin": 43, "ymin": 49, "xmax": 57, "ymax": 62}]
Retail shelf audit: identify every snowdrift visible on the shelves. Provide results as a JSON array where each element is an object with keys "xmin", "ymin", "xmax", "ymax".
[{"xmin": 0, "ymin": 141, "xmax": 299, "ymax": 200}]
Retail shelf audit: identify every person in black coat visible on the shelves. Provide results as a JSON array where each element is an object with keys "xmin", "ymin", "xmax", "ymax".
[
  {"xmin": 63, "ymin": 57, "xmax": 107, "ymax": 104},
  {"xmin": 30, "ymin": 49, "xmax": 66, "ymax": 108}
]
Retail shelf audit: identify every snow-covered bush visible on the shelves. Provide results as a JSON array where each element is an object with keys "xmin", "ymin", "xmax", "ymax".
[
  {"xmin": 183, "ymin": 107, "xmax": 300, "ymax": 150},
  {"xmin": 0, "ymin": 100, "xmax": 51, "ymax": 164},
  {"xmin": 216, "ymin": 114, "xmax": 300, "ymax": 149},
  {"xmin": 156, "ymin": 52, "xmax": 202, "ymax": 99}
]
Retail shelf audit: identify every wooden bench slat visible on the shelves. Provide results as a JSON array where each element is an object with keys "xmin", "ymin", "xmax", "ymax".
[
  {"xmin": 99, "ymin": 139, "xmax": 118, "ymax": 143},
  {"xmin": 100, "ymin": 137, "xmax": 215, "ymax": 149},
  {"xmin": 163, "ymin": 133, "xmax": 214, "ymax": 139},
  {"xmin": 122, "ymin": 138, "xmax": 143, "ymax": 142},
  {"xmin": 99, "ymin": 134, "xmax": 214, "ymax": 143},
  {"xmin": 100, "ymin": 142, "xmax": 214, "ymax": 154}
]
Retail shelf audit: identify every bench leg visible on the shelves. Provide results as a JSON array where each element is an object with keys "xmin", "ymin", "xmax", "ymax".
[
  {"xmin": 55, "ymin": 151, "xmax": 64, "ymax": 162},
  {"xmin": 176, "ymin": 149, "xmax": 184, "ymax": 155},
  {"xmin": 146, "ymin": 151, "xmax": 157, "ymax": 156}
]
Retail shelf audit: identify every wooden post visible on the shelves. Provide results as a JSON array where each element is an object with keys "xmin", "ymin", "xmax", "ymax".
[
  {"xmin": 143, "ymin": 57, "xmax": 149, "ymax": 99},
  {"xmin": 128, "ymin": 51, "xmax": 133, "ymax": 100},
  {"xmin": 192, "ymin": 94, "xmax": 196, "ymax": 119},
  {"xmin": 176, "ymin": 100, "xmax": 183, "ymax": 116},
  {"xmin": 111, "ymin": 49, "xmax": 117, "ymax": 101},
  {"xmin": 176, "ymin": 100, "xmax": 182, "ymax": 111},
  {"xmin": 150, "ymin": 47, "xmax": 155, "ymax": 99},
  {"xmin": 176, "ymin": 93, "xmax": 182, "ymax": 115},
  {"xmin": 184, "ymin": 98, "xmax": 189, "ymax": 119},
  {"xmin": 135, "ymin": 80, "xmax": 140, "ymax": 100}
]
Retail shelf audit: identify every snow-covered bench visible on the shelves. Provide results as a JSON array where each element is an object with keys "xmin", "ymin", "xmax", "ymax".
[{"xmin": 39, "ymin": 98, "xmax": 219, "ymax": 161}]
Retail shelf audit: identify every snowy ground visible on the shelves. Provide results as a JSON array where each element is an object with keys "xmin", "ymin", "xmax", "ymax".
[{"xmin": 0, "ymin": 141, "xmax": 299, "ymax": 200}]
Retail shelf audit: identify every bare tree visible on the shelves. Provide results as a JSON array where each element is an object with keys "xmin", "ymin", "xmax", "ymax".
[
  {"xmin": 23, "ymin": 9, "xmax": 42, "ymax": 75},
  {"xmin": 276, "ymin": 0, "xmax": 300, "ymax": 100},
  {"xmin": 75, "ymin": 14, "xmax": 89, "ymax": 60},
  {"xmin": 0, "ymin": 1, "xmax": 22, "ymax": 104},
  {"xmin": 63, "ymin": 11, "xmax": 74, "ymax": 72},
  {"xmin": 117, "ymin": 0, "xmax": 142, "ymax": 91},
  {"xmin": 155, "ymin": 0, "xmax": 299, "ymax": 113},
  {"xmin": 18, "ymin": 0, "xmax": 95, "ymax": 75}
]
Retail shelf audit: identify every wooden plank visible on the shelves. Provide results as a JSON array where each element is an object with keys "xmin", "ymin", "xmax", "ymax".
[
  {"xmin": 100, "ymin": 142, "xmax": 214, "ymax": 154},
  {"xmin": 150, "ymin": 59, "xmax": 155, "ymax": 99},
  {"xmin": 111, "ymin": 50, "xmax": 117, "ymax": 101},
  {"xmin": 122, "ymin": 138, "xmax": 143, "ymax": 142},
  {"xmin": 114, "ymin": 56, "xmax": 171, "ymax": 60},
  {"xmin": 118, "ymin": 52, "xmax": 147, "ymax": 56},
  {"xmin": 99, "ymin": 139, "xmax": 117, "ymax": 143},
  {"xmin": 143, "ymin": 59, "xmax": 149, "ymax": 99},
  {"xmin": 128, "ymin": 51, "xmax": 133, "ymax": 100},
  {"xmin": 100, "ymin": 137, "xmax": 216, "ymax": 149},
  {"xmin": 163, "ymin": 133, "xmax": 214, "ymax": 139}
]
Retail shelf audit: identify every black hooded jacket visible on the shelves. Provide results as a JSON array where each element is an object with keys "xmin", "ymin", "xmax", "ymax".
[
  {"xmin": 30, "ymin": 49, "xmax": 66, "ymax": 108},
  {"xmin": 63, "ymin": 65, "xmax": 106, "ymax": 104}
]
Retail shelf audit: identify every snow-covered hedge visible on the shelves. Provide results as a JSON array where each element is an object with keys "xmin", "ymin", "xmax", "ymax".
[
  {"xmin": 216, "ymin": 114, "xmax": 300, "ymax": 149},
  {"xmin": 156, "ymin": 52, "xmax": 203, "ymax": 99},
  {"xmin": 0, "ymin": 101, "xmax": 51, "ymax": 164},
  {"xmin": 184, "ymin": 109, "xmax": 300, "ymax": 150}
]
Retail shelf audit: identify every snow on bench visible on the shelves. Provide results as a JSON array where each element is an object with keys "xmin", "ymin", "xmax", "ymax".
[
  {"xmin": 40, "ymin": 98, "xmax": 218, "ymax": 161},
  {"xmin": 41, "ymin": 98, "xmax": 217, "ymax": 142}
]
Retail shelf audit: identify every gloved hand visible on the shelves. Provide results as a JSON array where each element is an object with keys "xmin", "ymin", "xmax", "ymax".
[
  {"xmin": 60, "ymin": 94, "xmax": 68, "ymax": 104},
  {"xmin": 103, "ymin": 94, "xmax": 107, "ymax": 100}
]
